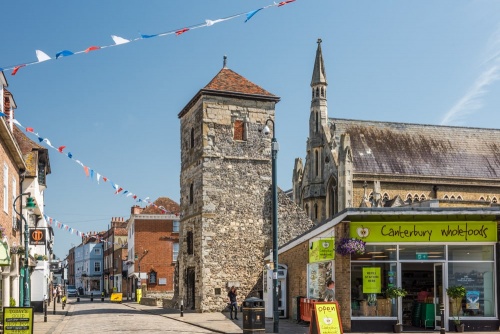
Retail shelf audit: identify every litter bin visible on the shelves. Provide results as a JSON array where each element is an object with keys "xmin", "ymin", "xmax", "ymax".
[{"xmin": 242, "ymin": 297, "xmax": 265, "ymax": 333}]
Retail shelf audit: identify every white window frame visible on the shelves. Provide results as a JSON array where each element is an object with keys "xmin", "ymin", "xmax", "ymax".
[
  {"xmin": 173, "ymin": 243, "xmax": 179, "ymax": 262},
  {"xmin": 3, "ymin": 164, "xmax": 8, "ymax": 213},
  {"xmin": 173, "ymin": 221, "xmax": 180, "ymax": 233},
  {"xmin": 94, "ymin": 261, "xmax": 101, "ymax": 273},
  {"xmin": 94, "ymin": 248, "xmax": 101, "ymax": 255},
  {"xmin": 11, "ymin": 177, "xmax": 16, "ymax": 228}
]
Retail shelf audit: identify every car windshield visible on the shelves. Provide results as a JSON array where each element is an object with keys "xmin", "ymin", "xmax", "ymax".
[{"xmin": 68, "ymin": 286, "xmax": 76, "ymax": 290}]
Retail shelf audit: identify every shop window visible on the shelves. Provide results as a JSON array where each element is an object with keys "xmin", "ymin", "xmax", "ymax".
[
  {"xmin": 399, "ymin": 245, "xmax": 445, "ymax": 261},
  {"xmin": 351, "ymin": 244, "xmax": 397, "ymax": 261},
  {"xmin": 448, "ymin": 245, "xmax": 495, "ymax": 318},
  {"xmin": 350, "ymin": 262, "xmax": 397, "ymax": 318}
]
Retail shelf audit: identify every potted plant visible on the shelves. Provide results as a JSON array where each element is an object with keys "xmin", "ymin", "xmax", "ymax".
[
  {"xmin": 447, "ymin": 285, "xmax": 466, "ymax": 332},
  {"xmin": 385, "ymin": 287, "xmax": 408, "ymax": 333}
]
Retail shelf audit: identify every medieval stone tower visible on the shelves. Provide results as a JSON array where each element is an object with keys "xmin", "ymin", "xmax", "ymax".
[{"xmin": 177, "ymin": 59, "xmax": 313, "ymax": 312}]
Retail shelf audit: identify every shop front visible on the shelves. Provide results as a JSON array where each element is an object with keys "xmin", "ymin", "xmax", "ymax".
[{"xmin": 349, "ymin": 219, "xmax": 498, "ymax": 332}]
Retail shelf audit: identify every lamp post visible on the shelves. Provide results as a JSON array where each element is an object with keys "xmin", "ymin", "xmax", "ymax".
[
  {"xmin": 13, "ymin": 192, "xmax": 36, "ymax": 307},
  {"xmin": 135, "ymin": 250, "xmax": 148, "ymax": 288},
  {"xmin": 262, "ymin": 119, "xmax": 279, "ymax": 333}
]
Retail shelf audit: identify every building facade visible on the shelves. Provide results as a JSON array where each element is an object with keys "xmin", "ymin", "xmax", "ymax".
[
  {"xmin": 125, "ymin": 198, "xmax": 180, "ymax": 300},
  {"xmin": 103, "ymin": 217, "xmax": 127, "ymax": 295},
  {"xmin": 177, "ymin": 61, "xmax": 314, "ymax": 312}
]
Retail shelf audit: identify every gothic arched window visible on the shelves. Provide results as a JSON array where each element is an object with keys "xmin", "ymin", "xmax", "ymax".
[
  {"xmin": 190, "ymin": 127, "xmax": 195, "ymax": 149},
  {"xmin": 321, "ymin": 87, "xmax": 324, "ymax": 97}
]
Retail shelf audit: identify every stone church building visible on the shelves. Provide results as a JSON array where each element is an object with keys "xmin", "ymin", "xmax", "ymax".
[
  {"xmin": 292, "ymin": 39, "xmax": 500, "ymax": 223},
  {"xmin": 177, "ymin": 59, "xmax": 313, "ymax": 312}
]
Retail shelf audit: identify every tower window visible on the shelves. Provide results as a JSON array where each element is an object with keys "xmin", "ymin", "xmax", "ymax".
[
  {"xmin": 315, "ymin": 87, "xmax": 319, "ymax": 98},
  {"xmin": 189, "ymin": 183, "xmax": 194, "ymax": 204},
  {"xmin": 315, "ymin": 112, "xmax": 319, "ymax": 133},
  {"xmin": 315, "ymin": 150, "xmax": 319, "ymax": 177},
  {"xmin": 321, "ymin": 87, "xmax": 324, "ymax": 97},
  {"xmin": 314, "ymin": 203, "xmax": 318, "ymax": 220},
  {"xmin": 187, "ymin": 231, "xmax": 194, "ymax": 255},
  {"xmin": 190, "ymin": 128, "xmax": 195, "ymax": 149},
  {"xmin": 233, "ymin": 120, "xmax": 245, "ymax": 141}
]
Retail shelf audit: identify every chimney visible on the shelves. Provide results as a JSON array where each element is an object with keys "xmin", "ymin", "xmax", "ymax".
[{"xmin": 131, "ymin": 205, "xmax": 142, "ymax": 215}]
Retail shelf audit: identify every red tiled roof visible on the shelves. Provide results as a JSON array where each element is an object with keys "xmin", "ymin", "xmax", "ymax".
[
  {"xmin": 203, "ymin": 68, "xmax": 275, "ymax": 97},
  {"xmin": 142, "ymin": 197, "xmax": 180, "ymax": 215},
  {"xmin": 178, "ymin": 67, "xmax": 280, "ymax": 118}
]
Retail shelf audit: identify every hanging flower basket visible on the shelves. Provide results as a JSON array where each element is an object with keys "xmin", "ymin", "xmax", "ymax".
[
  {"xmin": 10, "ymin": 245, "xmax": 25, "ymax": 255},
  {"xmin": 335, "ymin": 237, "xmax": 366, "ymax": 255}
]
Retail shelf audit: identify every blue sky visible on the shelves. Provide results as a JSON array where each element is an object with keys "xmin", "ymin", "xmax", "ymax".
[{"xmin": 2, "ymin": 1, "xmax": 500, "ymax": 258}]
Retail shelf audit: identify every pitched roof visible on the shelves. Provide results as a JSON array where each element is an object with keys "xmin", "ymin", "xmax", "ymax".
[
  {"xmin": 203, "ymin": 68, "xmax": 276, "ymax": 97},
  {"xmin": 332, "ymin": 118, "xmax": 500, "ymax": 179},
  {"xmin": 13, "ymin": 127, "xmax": 50, "ymax": 177},
  {"xmin": 178, "ymin": 67, "xmax": 279, "ymax": 118},
  {"xmin": 142, "ymin": 197, "xmax": 180, "ymax": 215}
]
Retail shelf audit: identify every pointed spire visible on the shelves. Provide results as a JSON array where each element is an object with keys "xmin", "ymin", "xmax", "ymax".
[{"xmin": 311, "ymin": 38, "xmax": 327, "ymax": 86}]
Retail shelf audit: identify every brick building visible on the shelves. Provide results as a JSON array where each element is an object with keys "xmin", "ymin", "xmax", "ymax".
[
  {"xmin": 126, "ymin": 198, "xmax": 180, "ymax": 300},
  {"xmin": 103, "ymin": 217, "xmax": 127, "ymax": 294},
  {"xmin": 177, "ymin": 59, "xmax": 314, "ymax": 312}
]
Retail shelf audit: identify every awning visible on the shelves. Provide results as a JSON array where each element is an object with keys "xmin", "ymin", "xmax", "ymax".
[{"xmin": 0, "ymin": 242, "xmax": 11, "ymax": 266}]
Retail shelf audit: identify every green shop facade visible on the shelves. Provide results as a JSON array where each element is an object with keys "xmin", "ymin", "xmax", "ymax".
[{"xmin": 277, "ymin": 207, "xmax": 500, "ymax": 332}]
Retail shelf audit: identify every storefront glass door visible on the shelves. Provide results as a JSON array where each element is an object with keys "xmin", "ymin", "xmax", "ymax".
[{"xmin": 434, "ymin": 263, "xmax": 444, "ymax": 330}]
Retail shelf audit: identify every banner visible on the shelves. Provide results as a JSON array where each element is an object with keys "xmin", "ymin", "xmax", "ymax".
[{"xmin": 309, "ymin": 238, "xmax": 335, "ymax": 263}]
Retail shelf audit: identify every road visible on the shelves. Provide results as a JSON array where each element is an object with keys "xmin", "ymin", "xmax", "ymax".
[{"xmin": 50, "ymin": 300, "xmax": 217, "ymax": 334}]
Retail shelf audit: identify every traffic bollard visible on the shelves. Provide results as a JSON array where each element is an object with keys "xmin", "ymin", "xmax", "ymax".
[
  {"xmin": 91, "ymin": 292, "xmax": 93, "ymax": 302},
  {"xmin": 77, "ymin": 296, "xmax": 80, "ymax": 302},
  {"xmin": 180, "ymin": 299, "xmax": 184, "ymax": 317},
  {"xmin": 101, "ymin": 292, "xmax": 104, "ymax": 302},
  {"xmin": 53, "ymin": 297, "xmax": 56, "ymax": 315},
  {"xmin": 44, "ymin": 299, "xmax": 47, "ymax": 322}
]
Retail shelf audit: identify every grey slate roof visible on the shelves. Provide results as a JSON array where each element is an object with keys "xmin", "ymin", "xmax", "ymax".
[{"xmin": 332, "ymin": 118, "xmax": 500, "ymax": 179}]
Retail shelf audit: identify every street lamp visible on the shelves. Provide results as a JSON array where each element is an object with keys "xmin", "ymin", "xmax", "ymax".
[
  {"xmin": 13, "ymin": 192, "xmax": 36, "ymax": 307},
  {"xmin": 262, "ymin": 119, "xmax": 279, "ymax": 333}
]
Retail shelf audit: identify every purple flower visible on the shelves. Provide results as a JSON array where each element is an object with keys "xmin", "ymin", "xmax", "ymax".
[{"xmin": 335, "ymin": 238, "xmax": 366, "ymax": 256}]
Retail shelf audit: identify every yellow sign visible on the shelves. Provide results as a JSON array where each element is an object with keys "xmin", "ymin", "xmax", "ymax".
[
  {"xmin": 136, "ymin": 289, "xmax": 142, "ymax": 303},
  {"xmin": 3, "ymin": 307, "xmax": 33, "ymax": 334},
  {"xmin": 362, "ymin": 267, "xmax": 381, "ymax": 293},
  {"xmin": 110, "ymin": 292, "xmax": 123, "ymax": 303},
  {"xmin": 350, "ymin": 221, "xmax": 497, "ymax": 243},
  {"xmin": 310, "ymin": 302, "xmax": 343, "ymax": 334},
  {"xmin": 309, "ymin": 238, "xmax": 335, "ymax": 263}
]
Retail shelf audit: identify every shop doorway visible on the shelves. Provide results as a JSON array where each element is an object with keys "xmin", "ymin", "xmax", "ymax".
[{"xmin": 401, "ymin": 262, "xmax": 444, "ymax": 331}]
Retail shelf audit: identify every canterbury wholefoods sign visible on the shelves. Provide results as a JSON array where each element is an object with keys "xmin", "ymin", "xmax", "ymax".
[{"xmin": 29, "ymin": 228, "xmax": 46, "ymax": 245}]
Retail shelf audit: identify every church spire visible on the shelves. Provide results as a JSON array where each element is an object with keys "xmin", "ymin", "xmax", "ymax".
[{"xmin": 311, "ymin": 38, "xmax": 327, "ymax": 86}]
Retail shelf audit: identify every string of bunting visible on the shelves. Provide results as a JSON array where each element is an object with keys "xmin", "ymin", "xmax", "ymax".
[
  {"xmin": 1, "ymin": 0, "xmax": 296, "ymax": 76},
  {"xmin": 3, "ymin": 113, "xmax": 178, "ymax": 215}
]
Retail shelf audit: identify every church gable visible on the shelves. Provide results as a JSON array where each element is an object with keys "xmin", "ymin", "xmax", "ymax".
[{"xmin": 331, "ymin": 118, "xmax": 500, "ymax": 179}]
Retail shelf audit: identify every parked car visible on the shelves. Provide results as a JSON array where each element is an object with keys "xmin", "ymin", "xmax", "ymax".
[{"xmin": 67, "ymin": 285, "xmax": 78, "ymax": 297}]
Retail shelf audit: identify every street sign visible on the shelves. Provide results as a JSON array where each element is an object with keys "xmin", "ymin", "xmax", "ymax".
[{"xmin": 29, "ymin": 228, "xmax": 46, "ymax": 245}]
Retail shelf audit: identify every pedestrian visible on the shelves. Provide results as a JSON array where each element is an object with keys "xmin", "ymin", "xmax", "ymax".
[
  {"xmin": 227, "ymin": 286, "xmax": 238, "ymax": 320},
  {"xmin": 52, "ymin": 286, "xmax": 57, "ymax": 302},
  {"xmin": 323, "ymin": 279, "xmax": 336, "ymax": 302},
  {"xmin": 57, "ymin": 285, "xmax": 62, "ymax": 303}
]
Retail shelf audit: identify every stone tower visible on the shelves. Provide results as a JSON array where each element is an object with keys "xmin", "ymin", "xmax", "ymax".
[{"xmin": 177, "ymin": 60, "xmax": 279, "ymax": 312}]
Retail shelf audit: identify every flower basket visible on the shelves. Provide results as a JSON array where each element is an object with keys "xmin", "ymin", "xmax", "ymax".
[{"xmin": 335, "ymin": 237, "xmax": 366, "ymax": 255}]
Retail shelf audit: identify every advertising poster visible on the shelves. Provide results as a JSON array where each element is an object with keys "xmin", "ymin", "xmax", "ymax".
[
  {"xmin": 309, "ymin": 301, "xmax": 343, "ymax": 334},
  {"xmin": 466, "ymin": 291, "xmax": 480, "ymax": 310},
  {"xmin": 309, "ymin": 238, "xmax": 335, "ymax": 263},
  {"xmin": 3, "ymin": 307, "xmax": 33, "ymax": 334},
  {"xmin": 362, "ymin": 267, "xmax": 381, "ymax": 293}
]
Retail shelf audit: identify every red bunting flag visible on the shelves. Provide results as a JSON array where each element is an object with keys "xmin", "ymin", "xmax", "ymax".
[
  {"xmin": 26, "ymin": 127, "xmax": 34, "ymax": 133},
  {"xmin": 176, "ymin": 28, "xmax": 189, "ymax": 35},
  {"xmin": 83, "ymin": 166, "xmax": 89, "ymax": 177},
  {"xmin": 115, "ymin": 187, "xmax": 123, "ymax": 195},
  {"xmin": 12, "ymin": 65, "xmax": 26, "ymax": 76},
  {"xmin": 278, "ymin": 0, "xmax": 295, "ymax": 6},
  {"xmin": 103, "ymin": 177, "xmax": 108, "ymax": 182},
  {"xmin": 85, "ymin": 46, "xmax": 101, "ymax": 53},
  {"xmin": 58, "ymin": 145, "xmax": 66, "ymax": 153}
]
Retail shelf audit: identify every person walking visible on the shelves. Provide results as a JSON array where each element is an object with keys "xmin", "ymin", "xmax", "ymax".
[{"xmin": 227, "ymin": 286, "xmax": 238, "ymax": 320}]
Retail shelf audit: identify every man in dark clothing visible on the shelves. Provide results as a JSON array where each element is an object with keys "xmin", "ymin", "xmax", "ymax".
[{"xmin": 227, "ymin": 286, "xmax": 238, "ymax": 320}]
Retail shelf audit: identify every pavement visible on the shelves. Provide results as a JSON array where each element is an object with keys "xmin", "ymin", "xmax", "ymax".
[{"xmin": 30, "ymin": 298, "xmax": 500, "ymax": 334}]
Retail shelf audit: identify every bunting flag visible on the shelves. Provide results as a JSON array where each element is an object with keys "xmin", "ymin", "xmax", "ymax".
[
  {"xmin": 7, "ymin": 116, "xmax": 180, "ymax": 214},
  {"xmin": 0, "ymin": 1, "xmax": 298, "ymax": 75}
]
